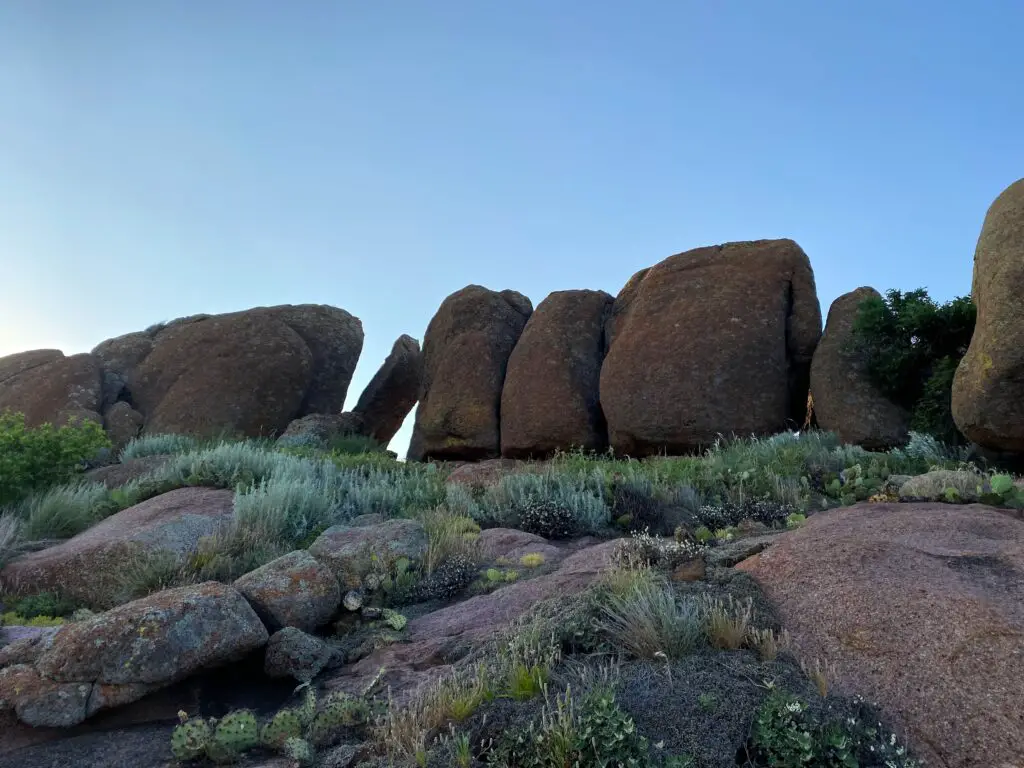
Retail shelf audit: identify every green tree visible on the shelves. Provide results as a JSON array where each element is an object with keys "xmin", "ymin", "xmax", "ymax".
[
  {"xmin": 0, "ymin": 410, "xmax": 110, "ymax": 507},
  {"xmin": 845, "ymin": 288, "xmax": 975, "ymax": 445}
]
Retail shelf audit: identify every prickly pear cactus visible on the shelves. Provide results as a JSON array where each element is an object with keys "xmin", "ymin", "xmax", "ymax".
[
  {"xmin": 206, "ymin": 709, "xmax": 260, "ymax": 763},
  {"xmin": 170, "ymin": 712, "xmax": 212, "ymax": 761},
  {"xmin": 283, "ymin": 737, "xmax": 316, "ymax": 767},
  {"xmin": 260, "ymin": 707, "xmax": 305, "ymax": 750},
  {"xmin": 308, "ymin": 691, "xmax": 370, "ymax": 747},
  {"xmin": 296, "ymin": 684, "xmax": 317, "ymax": 727}
]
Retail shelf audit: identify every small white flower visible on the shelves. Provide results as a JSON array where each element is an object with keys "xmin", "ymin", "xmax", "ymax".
[{"xmin": 786, "ymin": 702, "xmax": 803, "ymax": 713}]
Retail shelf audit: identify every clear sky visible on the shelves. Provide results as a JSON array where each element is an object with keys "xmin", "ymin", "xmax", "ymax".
[{"xmin": 2, "ymin": 2, "xmax": 1021, "ymax": 458}]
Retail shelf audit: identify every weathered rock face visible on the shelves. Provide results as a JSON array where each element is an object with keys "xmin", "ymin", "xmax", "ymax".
[
  {"xmin": 0, "ymin": 351, "xmax": 103, "ymax": 428},
  {"xmin": 737, "ymin": 502, "xmax": 1024, "ymax": 768},
  {"xmin": 102, "ymin": 401, "xmax": 144, "ymax": 453},
  {"xmin": 408, "ymin": 286, "xmax": 532, "ymax": 461},
  {"xmin": 600, "ymin": 240, "xmax": 822, "ymax": 456},
  {"xmin": 953, "ymin": 178, "xmax": 1024, "ymax": 452},
  {"xmin": 0, "ymin": 582, "xmax": 268, "ymax": 728},
  {"xmin": 93, "ymin": 304, "xmax": 363, "ymax": 440},
  {"xmin": 0, "ymin": 488, "xmax": 235, "ymax": 608},
  {"xmin": 500, "ymin": 290, "xmax": 614, "ymax": 459},
  {"xmin": 263, "ymin": 627, "xmax": 333, "ymax": 682},
  {"xmin": 809, "ymin": 287, "xmax": 909, "ymax": 449},
  {"xmin": 352, "ymin": 334, "xmax": 423, "ymax": 447},
  {"xmin": 234, "ymin": 550, "xmax": 341, "ymax": 633},
  {"xmin": 277, "ymin": 412, "xmax": 365, "ymax": 448},
  {"xmin": 307, "ymin": 519, "xmax": 428, "ymax": 590}
]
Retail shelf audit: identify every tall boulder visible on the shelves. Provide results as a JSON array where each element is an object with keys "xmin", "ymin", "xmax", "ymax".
[
  {"xmin": 408, "ymin": 286, "xmax": 532, "ymax": 461},
  {"xmin": 600, "ymin": 239, "xmax": 822, "ymax": 456},
  {"xmin": 0, "ymin": 351, "xmax": 103, "ymax": 428},
  {"xmin": 351, "ymin": 334, "xmax": 423, "ymax": 446},
  {"xmin": 953, "ymin": 178, "xmax": 1024, "ymax": 451},
  {"xmin": 500, "ymin": 289, "xmax": 614, "ymax": 458},
  {"xmin": 106, "ymin": 304, "xmax": 363, "ymax": 439},
  {"xmin": 810, "ymin": 287, "xmax": 908, "ymax": 449}
]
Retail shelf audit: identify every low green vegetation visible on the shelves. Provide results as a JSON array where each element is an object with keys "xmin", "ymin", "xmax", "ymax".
[
  {"xmin": 847, "ymin": 287, "xmax": 976, "ymax": 445},
  {"xmin": 0, "ymin": 410, "xmax": 110, "ymax": 507}
]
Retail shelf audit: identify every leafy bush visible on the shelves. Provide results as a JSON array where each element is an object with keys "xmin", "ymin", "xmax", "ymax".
[
  {"xmin": 0, "ymin": 411, "xmax": 110, "ymax": 507},
  {"xmin": 488, "ymin": 686, "xmax": 651, "ymax": 768},
  {"xmin": 846, "ymin": 288, "xmax": 975, "ymax": 444},
  {"xmin": 517, "ymin": 498, "xmax": 580, "ymax": 539},
  {"xmin": 742, "ymin": 689, "xmax": 920, "ymax": 767}
]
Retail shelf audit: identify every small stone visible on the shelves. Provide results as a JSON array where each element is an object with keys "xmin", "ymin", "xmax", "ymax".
[
  {"xmin": 360, "ymin": 607, "xmax": 382, "ymax": 620},
  {"xmin": 342, "ymin": 590, "xmax": 363, "ymax": 612},
  {"xmin": 670, "ymin": 557, "xmax": 706, "ymax": 582},
  {"xmin": 363, "ymin": 572, "xmax": 383, "ymax": 592}
]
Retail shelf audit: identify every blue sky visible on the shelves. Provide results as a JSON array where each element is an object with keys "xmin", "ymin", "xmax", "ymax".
[{"xmin": 2, "ymin": 1, "xmax": 1021, "ymax": 457}]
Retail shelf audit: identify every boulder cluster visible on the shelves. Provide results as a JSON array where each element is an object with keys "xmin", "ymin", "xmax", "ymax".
[{"xmin": 3, "ymin": 178, "xmax": 1023, "ymax": 460}]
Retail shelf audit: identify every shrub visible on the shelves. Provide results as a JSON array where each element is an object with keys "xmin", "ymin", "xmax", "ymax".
[
  {"xmin": 4, "ymin": 590, "xmax": 83, "ymax": 619},
  {"xmin": 119, "ymin": 433, "xmax": 198, "ymax": 461},
  {"xmin": 488, "ymin": 686, "xmax": 650, "ymax": 768},
  {"xmin": 0, "ymin": 411, "xmax": 110, "ymax": 507},
  {"xmin": 846, "ymin": 288, "xmax": 975, "ymax": 444},
  {"xmin": 517, "ymin": 498, "xmax": 579, "ymax": 539},
  {"xmin": 742, "ymin": 689, "xmax": 921, "ymax": 767}
]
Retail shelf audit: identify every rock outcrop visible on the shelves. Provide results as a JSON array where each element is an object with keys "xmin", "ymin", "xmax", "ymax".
[
  {"xmin": 408, "ymin": 286, "xmax": 532, "ymax": 461},
  {"xmin": 737, "ymin": 502, "xmax": 1024, "ymax": 768},
  {"xmin": 308, "ymin": 519, "xmax": 428, "ymax": 590},
  {"xmin": 0, "ymin": 488, "xmax": 236, "ymax": 608},
  {"xmin": 0, "ymin": 582, "xmax": 268, "ymax": 728},
  {"xmin": 600, "ymin": 240, "xmax": 822, "ymax": 456},
  {"xmin": 351, "ymin": 334, "xmax": 423, "ymax": 447},
  {"xmin": 0, "ymin": 351, "xmax": 104, "ymax": 428},
  {"xmin": 500, "ymin": 290, "xmax": 614, "ymax": 458},
  {"xmin": 953, "ymin": 177, "xmax": 1024, "ymax": 452},
  {"xmin": 809, "ymin": 287, "xmax": 909, "ymax": 449},
  {"xmin": 127, "ymin": 305, "xmax": 363, "ymax": 438}
]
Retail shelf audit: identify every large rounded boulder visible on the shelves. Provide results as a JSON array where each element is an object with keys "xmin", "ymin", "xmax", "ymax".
[
  {"xmin": 599, "ymin": 239, "xmax": 822, "ymax": 456},
  {"xmin": 500, "ymin": 289, "xmax": 614, "ymax": 458},
  {"xmin": 810, "ymin": 287, "xmax": 908, "ymax": 449},
  {"xmin": 351, "ymin": 334, "xmax": 423, "ymax": 446},
  {"xmin": 953, "ymin": 178, "xmax": 1024, "ymax": 451},
  {"xmin": 0, "ymin": 350, "xmax": 103, "ymax": 428},
  {"xmin": 408, "ymin": 286, "xmax": 532, "ymax": 461},
  {"xmin": 112, "ymin": 304, "xmax": 362, "ymax": 439}
]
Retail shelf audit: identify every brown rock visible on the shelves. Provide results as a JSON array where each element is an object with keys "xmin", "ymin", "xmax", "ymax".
[
  {"xmin": 408, "ymin": 286, "xmax": 532, "ymax": 461},
  {"xmin": 23, "ymin": 582, "xmax": 268, "ymax": 725},
  {"xmin": 600, "ymin": 239, "xmax": 822, "ymax": 456},
  {"xmin": 103, "ymin": 401, "xmax": 144, "ymax": 454},
  {"xmin": 810, "ymin": 287, "xmax": 909, "ymax": 449},
  {"xmin": 234, "ymin": 550, "xmax": 342, "ymax": 632},
  {"xmin": 0, "ymin": 664, "xmax": 93, "ymax": 728},
  {"xmin": 0, "ymin": 488, "xmax": 235, "ymax": 608},
  {"xmin": 953, "ymin": 178, "xmax": 1024, "ymax": 451},
  {"xmin": 0, "ymin": 351, "xmax": 103, "ymax": 428},
  {"xmin": 444, "ymin": 458, "xmax": 541, "ymax": 489},
  {"xmin": 501, "ymin": 290, "xmax": 614, "ymax": 459},
  {"xmin": 125, "ymin": 304, "xmax": 362, "ymax": 439},
  {"xmin": 352, "ymin": 334, "xmax": 423, "ymax": 446},
  {"xmin": 278, "ymin": 412, "xmax": 365, "ymax": 447},
  {"xmin": 736, "ymin": 502, "xmax": 1024, "ymax": 768},
  {"xmin": 91, "ymin": 331, "xmax": 154, "ymax": 409},
  {"xmin": 308, "ymin": 519, "xmax": 428, "ymax": 589},
  {"xmin": 324, "ymin": 540, "xmax": 617, "ymax": 698}
]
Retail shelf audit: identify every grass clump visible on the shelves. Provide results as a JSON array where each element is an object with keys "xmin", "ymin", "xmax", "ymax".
[
  {"xmin": 16, "ymin": 482, "xmax": 111, "ymax": 541},
  {"xmin": 594, "ymin": 569, "xmax": 703, "ymax": 660},
  {"xmin": 0, "ymin": 410, "xmax": 110, "ymax": 507},
  {"xmin": 119, "ymin": 433, "xmax": 198, "ymax": 461}
]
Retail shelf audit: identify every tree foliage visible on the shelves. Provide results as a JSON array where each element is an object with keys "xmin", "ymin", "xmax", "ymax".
[
  {"xmin": 0, "ymin": 410, "xmax": 110, "ymax": 507},
  {"xmin": 846, "ymin": 288, "xmax": 976, "ymax": 445}
]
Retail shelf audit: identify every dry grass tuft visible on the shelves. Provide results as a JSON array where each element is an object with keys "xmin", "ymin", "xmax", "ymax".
[{"xmin": 702, "ymin": 594, "xmax": 754, "ymax": 650}]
